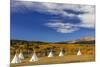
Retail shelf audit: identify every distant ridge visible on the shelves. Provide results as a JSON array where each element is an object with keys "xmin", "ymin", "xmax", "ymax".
[
  {"xmin": 55, "ymin": 37, "xmax": 95, "ymax": 44},
  {"xmin": 10, "ymin": 40, "xmax": 49, "ymax": 46},
  {"xmin": 11, "ymin": 37, "xmax": 95, "ymax": 45}
]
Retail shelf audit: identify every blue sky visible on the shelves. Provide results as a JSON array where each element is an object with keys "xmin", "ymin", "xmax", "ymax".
[{"xmin": 11, "ymin": 1, "xmax": 95, "ymax": 42}]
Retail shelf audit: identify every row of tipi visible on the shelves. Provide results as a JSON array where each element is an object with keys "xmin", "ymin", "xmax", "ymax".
[{"xmin": 11, "ymin": 49, "xmax": 82, "ymax": 64}]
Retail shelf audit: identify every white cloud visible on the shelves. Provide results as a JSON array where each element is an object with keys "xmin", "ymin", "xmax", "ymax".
[
  {"xmin": 46, "ymin": 22, "xmax": 79, "ymax": 33},
  {"xmin": 78, "ymin": 14, "xmax": 95, "ymax": 28},
  {"xmin": 78, "ymin": 6, "xmax": 95, "ymax": 28},
  {"xmin": 11, "ymin": 1, "xmax": 79, "ymax": 16}
]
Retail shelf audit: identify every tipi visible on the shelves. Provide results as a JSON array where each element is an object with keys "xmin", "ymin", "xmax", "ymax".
[
  {"xmin": 11, "ymin": 54, "xmax": 21, "ymax": 63},
  {"xmin": 59, "ymin": 48, "xmax": 64, "ymax": 57},
  {"xmin": 18, "ymin": 52, "xmax": 24, "ymax": 60},
  {"xmin": 48, "ymin": 50, "xmax": 54, "ymax": 57},
  {"xmin": 77, "ymin": 49, "xmax": 82, "ymax": 56},
  {"xmin": 29, "ymin": 51, "xmax": 38, "ymax": 62}
]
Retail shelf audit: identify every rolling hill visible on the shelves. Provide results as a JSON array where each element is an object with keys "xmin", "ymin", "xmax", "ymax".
[{"xmin": 55, "ymin": 37, "xmax": 95, "ymax": 44}]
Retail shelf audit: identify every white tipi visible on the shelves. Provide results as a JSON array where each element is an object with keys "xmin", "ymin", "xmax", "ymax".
[
  {"xmin": 11, "ymin": 54, "xmax": 21, "ymax": 64},
  {"xmin": 48, "ymin": 50, "xmax": 54, "ymax": 57},
  {"xmin": 59, "ymin": 48, "xmax": 64, "ymax": 57},
  {"xmin": 29, "ymin": 51, "xmax": 38, "ymax": 62},
  {"xmin": 18, "ymin": 52, "xmax": 24, "ymax": 60},
  {"xmin": 77, "ymin": 49, "xmax": 82, "ymax": 56}
]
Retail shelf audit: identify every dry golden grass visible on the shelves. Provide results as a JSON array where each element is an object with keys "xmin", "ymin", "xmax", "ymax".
[
  {"xmin": 10, "ymin": 55, "xmax": 95, "ymax": 67},
  {"xmin": 10, "ymin": 43, "xmax": 95, "ymax": 67}
]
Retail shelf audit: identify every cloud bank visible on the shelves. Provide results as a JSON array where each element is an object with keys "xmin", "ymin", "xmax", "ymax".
[{"xmin": 11, "ymin": 0, "xmax": 95, "ymax": 33}]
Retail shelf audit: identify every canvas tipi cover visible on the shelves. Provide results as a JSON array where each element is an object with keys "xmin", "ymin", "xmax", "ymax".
[
  {"xmin": 48, "ymin": 50, "xmax": 54, "ymax": 57},
  {"xmin": 18, "ymin": 52, "xmax": 24, "ymax": 60},
  {"xmin": 11, "ymin": 54, "xmax": 21, "ymax": 63},
  {"xmin": 77, "ymin": 50, "xmax": 82, "ymax": 56},
  {"xmin": 59, "ymin": 50, "xmax": 64, "ymax": 57},
  {"xmin": 29, "ymin": 51, "xmax": 38, "ymax": 62}
]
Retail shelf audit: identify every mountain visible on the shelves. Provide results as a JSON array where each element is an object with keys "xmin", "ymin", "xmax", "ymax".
[{"xmin": 55, "ymin": 37, "xmax": 95, "ymax": 44}]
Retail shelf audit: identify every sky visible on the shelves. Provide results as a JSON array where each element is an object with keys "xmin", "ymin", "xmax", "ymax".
[{"xmin": 10, "ymin": 0, "xmax": 95, "ymax": 42}]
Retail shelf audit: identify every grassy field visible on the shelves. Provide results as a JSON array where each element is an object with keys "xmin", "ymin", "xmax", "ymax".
[
  {"xmin": 10, "ymin": 40, "xmax": 95, "ymax": 67},
  {"xmin": 10, "ymin": 55, "xmax": 95, "ymax": 67}
]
